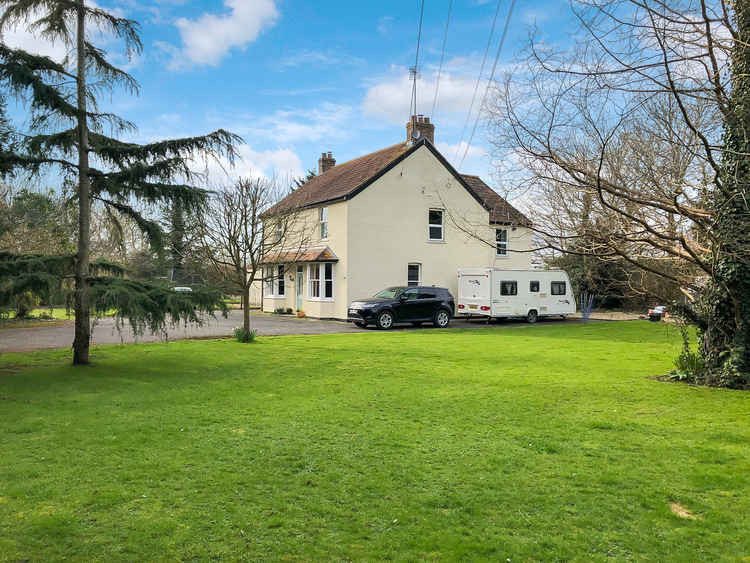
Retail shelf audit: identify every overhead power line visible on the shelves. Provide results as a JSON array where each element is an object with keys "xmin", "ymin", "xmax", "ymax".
[
  {"xmin": 458, "ymin": 0, "xmax": 516, "ymax": 169},
  {"xmin": 431, "ymin": 0, "xmax": 454, "ymax": 120},
  {"xmin": 453, "ymin": 0, "xmax": 503, "ymax": 162},
  {"xmin": 409, "ymin": 0, "xmax": 426, "ymax": 125}
]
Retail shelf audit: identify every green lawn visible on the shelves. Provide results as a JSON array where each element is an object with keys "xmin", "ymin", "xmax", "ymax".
[{"xmin": 1, "ymin": 322, "xmax": 748, "ymax": 561}]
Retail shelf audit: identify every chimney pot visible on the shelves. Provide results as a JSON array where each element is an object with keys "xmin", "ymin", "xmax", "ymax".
[
  {"xmin": 318, "ymin": 151, "xmax": 336, "ymax": 174},
  {"xmin": 405, "ymin": 114, "xmax": 435, "ymax": 144}
]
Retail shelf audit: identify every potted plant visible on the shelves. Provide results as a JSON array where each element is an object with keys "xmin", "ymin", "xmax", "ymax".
[{"xmin": 296, "ymin": 309, "xmax": 306, "ymax": 318}]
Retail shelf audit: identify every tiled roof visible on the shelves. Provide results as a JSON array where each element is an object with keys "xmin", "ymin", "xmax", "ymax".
[
  {"xmin": 262, "ymin": 246, "xmax": 338, "ymax": 264},
  {"xmin": 460, "ymin": 175, "xmax": 532, "ymax": 227},
  {"xmin": 265, "ymin": 139, "xmax": 532, "ymax": 227},
  {"xmin": 265, "ymin": 142, "xmax": 411, "ymax": 215}
]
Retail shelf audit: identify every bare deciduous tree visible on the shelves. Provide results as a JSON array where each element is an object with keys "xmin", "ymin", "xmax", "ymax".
[
  {"xmin": 197, "ymin": 177, "xmax": 312, "ymax": 336},
  {"xmin": 485, "ymin": 0, "xmax": 749, "ymax": 386}
]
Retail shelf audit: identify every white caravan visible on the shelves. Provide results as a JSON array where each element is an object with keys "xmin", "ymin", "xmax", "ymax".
[{"xmin": 457, "ymin": 268, "xmax": 576, "ymax": 323}]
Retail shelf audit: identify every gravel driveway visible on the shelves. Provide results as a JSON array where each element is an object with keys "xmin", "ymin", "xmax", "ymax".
[
  {"xmin": 0, "ymin": 310, "xmax": 591, "ymax": 354},
  {"xmin": 0, "ymin": 311, "xmax": 367, "ymax": 354}
]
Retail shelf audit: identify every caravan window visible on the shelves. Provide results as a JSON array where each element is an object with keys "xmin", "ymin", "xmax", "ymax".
[
  {"xmin": 530, "ymin": 281, "xmax": 540, "ymax": 292},
  {"xmin": 500, "ymin": 281, "xmax": 517, "ymax": 296},
  {"xmin": 551, "ymin": 281, "xmax": 566, "ymax": 295}
]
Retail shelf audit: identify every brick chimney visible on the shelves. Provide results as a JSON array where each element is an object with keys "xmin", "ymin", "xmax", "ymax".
[
  {"xmin": 318, "ymin": 151, "xmax": 336, "ymax": 174},
  {"xmin": 406, "ymin": 114, "xmax": 435, "ymax": 144}
]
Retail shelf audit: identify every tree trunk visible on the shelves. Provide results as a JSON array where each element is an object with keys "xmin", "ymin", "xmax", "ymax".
[
  {"xmin": 73, "ymin": 1, "xmax": 91, "ymax": 365},
  {"xmin": 243, "ymin": 284, "xmax": 251, "ymax": 333},
  {"xmin": 701, "ymin": 0, "xmax": 750, "ymax": 387}
]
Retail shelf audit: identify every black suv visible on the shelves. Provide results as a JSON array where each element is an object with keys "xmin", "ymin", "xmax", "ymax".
[{"xmin": 348, "ymin": 286, "xmax": 455, "ymax": 329}]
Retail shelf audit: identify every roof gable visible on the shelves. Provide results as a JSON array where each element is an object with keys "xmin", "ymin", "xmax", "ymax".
[{"xmin": 266, "ymin": 138, "xmax": 531, "ymax": 227}]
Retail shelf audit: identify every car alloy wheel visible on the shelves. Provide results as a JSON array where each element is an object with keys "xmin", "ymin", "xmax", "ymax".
[
  {"xmin": 435, "ymin": 309, "xmax": 450, "ymax": 328},
  {"xmin": 377, "ymin": 311, "xmax": 394, "ymax": 330}
]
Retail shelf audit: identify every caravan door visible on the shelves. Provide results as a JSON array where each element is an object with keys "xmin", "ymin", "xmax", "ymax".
[{"xmin": 458, "ymin": 269, "xmax": 492, "ymax": 315}]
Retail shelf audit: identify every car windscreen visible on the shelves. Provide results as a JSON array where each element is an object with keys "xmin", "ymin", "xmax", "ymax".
[{"xmin": 373, "ymin": 287, "xmax": 402, "ymax": 299}]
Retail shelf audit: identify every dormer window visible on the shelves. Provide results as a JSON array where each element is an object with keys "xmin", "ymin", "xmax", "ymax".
[
  {"xmin": 428, "ymin": 209, "xmax": 444, "ymax": 241},
  {"xmin": 320, "ymin": 207, "xmax": 328, "ymax": 240}
]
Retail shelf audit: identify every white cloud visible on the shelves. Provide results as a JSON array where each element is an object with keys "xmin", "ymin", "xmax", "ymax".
[
  {"xmin": 438, "ymin": 141, "xmax": 488, "ymax": 166},
  {"xmin": 377, "ymin": 16, "xmax": 394, "ymax": 35},
  {"xmin": 164, "ymin": 0, "xmax": 278, "ymax": 69},
  {"xmin": 0, "ymin": 2, "xmax": 133, "ymax": 65},
  {"xmin": 362, "ymin": 60, "xmax": 499, "ymax": 126},
  {"xmin": 278, "ymin": 49, "xmax": 364, "ymax": 69},
  {"xmin": 231, "ymin": 103, "xmax": 355, "ymax": 144},
  {"xmin": 195, "ymin": 144, "xmax": 303, "ymax": 186}
]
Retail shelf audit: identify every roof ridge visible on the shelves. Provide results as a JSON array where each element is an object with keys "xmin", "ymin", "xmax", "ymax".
[{"xmin": 319, "ymin": 142, "xmax": 406, "ymax": 175}]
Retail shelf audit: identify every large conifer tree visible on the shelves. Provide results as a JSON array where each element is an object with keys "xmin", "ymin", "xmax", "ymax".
[{"xmin": 0, "ymin": 0, "xmax": 241, "ymax": 364}]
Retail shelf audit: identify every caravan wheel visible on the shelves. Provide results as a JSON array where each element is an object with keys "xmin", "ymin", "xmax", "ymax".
[{"xmin": 526, "ymin": 310, "xmax": 538, "ymax": 324}]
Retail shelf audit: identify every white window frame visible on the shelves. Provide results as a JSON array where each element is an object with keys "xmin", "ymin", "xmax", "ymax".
[
  {"xmin": 265, "ymin": 265, "xmax": 285, "ymax": 299},
  {"xmin": 496, "ymin": 228, "xmax": 509, "ymax": 257},
  {"xmin": 428, "ymin": 209, "xmax": 444, "ymax": 241},
  {"xmin": 308, "ymin": 263, "xmax": 334, "ymax": 302},
  {"xmin": 407, "ymin": 263, "xmax": 421, "ymax": 286},
  {"xmin": 319, "ymin": 207, "xmax": 328, "ymax": 240}
]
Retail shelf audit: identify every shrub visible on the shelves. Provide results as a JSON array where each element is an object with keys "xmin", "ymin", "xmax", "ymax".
[
  {"xmin": 14, "ymin": 292, "xmax": 39, "ymax": 319},
  {"xmin": 285, "ymin": 307, "xmax": 293, "ymax": 315},
  {"xmin": 273, "ymin": 307, "xmax": 285, "ymax": 314},
  {"xmin": 233, "ymin": 327, "xmax": 257, "ymax": 343},
  {"xmin": 671, "ymin": 325, "xmax": 704, "ymax": 382}
]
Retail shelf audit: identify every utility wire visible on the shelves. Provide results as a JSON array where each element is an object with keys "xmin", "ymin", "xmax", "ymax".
[
  {"xmin": 431, "ymin": 0, "xmax": 454, "ymax": 120},
  {"xmin": 458, "ymin": 0, "xmax": 515, "ymax": 169},
  {"xmin": 453, "ymin": 0, "xmax": 503, "ymax": 162},
  {"xmin": 409, "ymin": 0, "xmax": 426, "ymax": 126}
]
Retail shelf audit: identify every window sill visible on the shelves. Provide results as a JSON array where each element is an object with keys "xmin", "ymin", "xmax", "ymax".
[
  {"xmin": 265, "ymin": 295, "xmax": 287, "ymax": 300},
  {"xmin": 426, "ymin": 239, "xmax": 446, "ymax": 244},
  {"xmin": 496, "ymin": 254, "xmax": 509, "ymax": 258},
  {"xmin": 308, "ymin": 297, "xmax": 334, "ymax": 303}
]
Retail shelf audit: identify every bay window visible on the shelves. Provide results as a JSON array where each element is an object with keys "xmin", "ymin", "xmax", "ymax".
[
  {"xmin": 308, "ymin": 263, "xmax": 334, "ymax": 300},
  {"xmin": 264, "ymin": 265, "xmax": 285, "ymax": 298}
]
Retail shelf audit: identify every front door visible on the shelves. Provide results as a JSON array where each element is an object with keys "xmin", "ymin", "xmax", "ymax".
[{"xmin": 296, "ymin": 266, "xmax": 304, "ymax": 310}]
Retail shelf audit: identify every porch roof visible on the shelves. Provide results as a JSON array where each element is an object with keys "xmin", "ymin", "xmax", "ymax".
[{"xmin": 261, "ymin": 246, "xmax": 339, "ymax": 265}]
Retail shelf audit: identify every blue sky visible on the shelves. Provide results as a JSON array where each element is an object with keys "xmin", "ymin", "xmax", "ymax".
[{"xmin": 4, "ymin": 0, "xmax": 574, "ymax": 188}]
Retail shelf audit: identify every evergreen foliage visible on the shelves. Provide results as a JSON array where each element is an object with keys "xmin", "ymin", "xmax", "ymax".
[
  {"xmin": 0, "ymin": 0, "xmax": 240, "ymax": 364},
  {"xmin": 697, "ymin": 0, "xmax": 750, "ymax": 388}
]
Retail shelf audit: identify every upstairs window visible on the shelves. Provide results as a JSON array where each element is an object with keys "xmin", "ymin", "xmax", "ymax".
[
  {"xmin": 530, "ymin": 280, "xmax": 540, "ymax": 293},
  {"xmin": 551, "ymin": 281, "xmax": 566, "ymax": 295},
  {"xmin": 496, "ymin": 228, "xmax": 508, "ymax": 256},
  {"xmin": 500, "ymin": 281, "xmax": 517, "ymax": 296},
  {"xmin": 428, "ymin": 209, "xmax": 444, "ymax": 241},
  {"xmin": 319, "ymin": 207, "xmax": 328, "ymax": 239},
  {"xmin": 276, "ymin": 222, "xmax": 283, "ymax": 242},
  {"xmin": 407, "ymin": 263, "xmax": 421, "ymax": 286}
]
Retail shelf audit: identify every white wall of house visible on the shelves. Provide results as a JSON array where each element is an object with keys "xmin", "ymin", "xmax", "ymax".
[
  {"xmin": 262, "ymin": 145, "xmax": 532, "ymax": 320},
  {"xmin": 261, "ymin": 201, "xmax": 349, "ymax": 318},
  {"xmin": 346, "ymin": 145, "xmax": 533, "ymax": 318}
]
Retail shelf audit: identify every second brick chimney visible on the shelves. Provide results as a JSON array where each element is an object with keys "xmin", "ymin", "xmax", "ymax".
[
  {"xmin": 318, "ymin": 152, "xmax": 336, "ymax": 174},
  {"xmin": 406, "ymin": 114, "xmax": 435, "ymax": 144}
]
